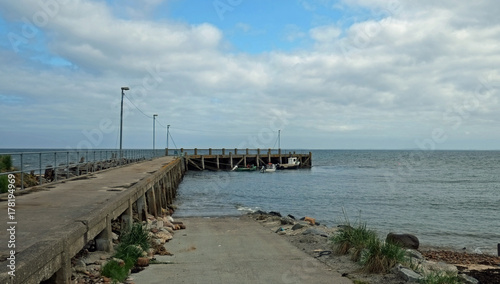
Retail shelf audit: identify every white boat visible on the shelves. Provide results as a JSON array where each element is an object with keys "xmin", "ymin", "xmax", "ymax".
[
  {"xmin": 260, "ymin": 163, "xmax": 276, "ymax": 173},
  {"xmin": 278, "ymin": 157, "xmax": 300, "ymax": 169}
]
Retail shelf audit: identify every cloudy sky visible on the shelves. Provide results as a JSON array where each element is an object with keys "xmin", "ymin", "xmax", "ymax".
[{"xmin": 1, "ymin": 0, "xmax": 499, "ymax": 150}]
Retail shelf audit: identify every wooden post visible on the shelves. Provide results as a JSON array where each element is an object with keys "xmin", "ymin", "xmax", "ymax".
[
  {"xmin": 209, "ymin": 148, "xmax": 212, "ymax": 155},
  {"xmin": 235, "ymin": 148, "xmax": 238, "ymax": 155},
  {"xmin": 246, "ymin": 148, "xmax": 249, "ymax": 155},
  {"xmin": 194, "ymin": 148, "xmax": 198, "ymax": 155},
  {"xmin": 165, "ymin": 148, "xmax": 169, "ymax": 156},
  {"xmin": 279, "ymin": 148, "xmax": 282, "ymax": 164},
  {"xmin": 216, "ymin": 155, "xmax": 220, "ymax": 170},
  {"xmin": 222, "ymin": 148, "xmax": 225, "ymax": 155},
  {"xmin": 201, "ymin": 155, "xmax": 205, "ymax": 170},
  {"xmin": 244, "ymin": 155, "xmax": 247, "ymax": 167},
  {"xmin": 230, "ymin": 152, "xmax": 233, "ymax": 168}
]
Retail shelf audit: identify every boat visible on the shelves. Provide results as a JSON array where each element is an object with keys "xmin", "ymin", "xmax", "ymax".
[
  {"xmin": 277, "ymin": 157, "xmax": 300, "ymax": 170},
  {"xmin": 232, "ymin": 164, "xmax": 257, "ymax": 171},
  {"xmin": 260, "ymin": 163, "xmax": 277, "ymax": 173}
]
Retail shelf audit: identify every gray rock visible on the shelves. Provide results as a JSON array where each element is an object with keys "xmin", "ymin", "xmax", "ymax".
[
  {"xmin": 386, "ymin": 233, "xmax": 419, "ymax": 249},
  {"xmin": 406, "ymin": 249, "xmax": 423, "ymax": 260},
  {"xmin": 459, "ymin": 274, "xmax": 479, "ymax": 284},
  {"xmin": 302, "ymin": 228, "xmax": 328, "ymax": 237},
  {"xmin": 280, "ymin": 217, "xmax": 295, "ymax": 225},
  {"xmin": 291, "ymin": 223, "xmax": 305, "ymax": 230},
  {"xmin": 392, "ymin": 264, "xmax": 423, "ymax": 282}
]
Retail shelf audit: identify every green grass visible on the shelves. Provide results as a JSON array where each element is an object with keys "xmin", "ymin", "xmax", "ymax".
[
  {"xmin": 360, "ymin": 238, "xmax": 406, "ymax": 273},
  {"xmin": 331, "ymin": 208, "xmax": 406, "ymax": 273},
  {"xmin": 419, "ymin": 271, "xmax": 461, "ymax": 284},
  {"xmin": 101, "ymin": 223, "xmax": 150, "ymax": 282},
  {"xmin": 0, "ymin": 155, "xmax": 12, "ymax": 193}
]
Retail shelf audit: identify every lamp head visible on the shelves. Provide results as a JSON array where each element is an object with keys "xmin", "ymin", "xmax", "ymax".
[{"xmin": 121, "ymin": 87, "xmax": 130, "ymax": 91}]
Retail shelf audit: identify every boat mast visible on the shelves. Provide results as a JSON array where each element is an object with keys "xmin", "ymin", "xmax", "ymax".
[{"xmin": 278, "ymin": 129, "xmax": 281, "ymax": 149}]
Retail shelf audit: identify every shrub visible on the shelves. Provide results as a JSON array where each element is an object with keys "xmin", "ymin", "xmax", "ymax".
[
  {"xmin": 0, "ymin": 175, "xmax": 7, "ymax": 193},
  {"xmin": 101, "ymin": 259, "xmax": 129, "ymax": 283},
  {"xmin": 331, "ymin": 209, "xmax": 378, "ymax": 261},
  {"xmin": 102, "ymin": 223, "xmax": 150, "ymax": 282},
  {"xmin": 419, "ymin": 271, "xmax": 461, "ymax": 284},
  {"xmin": 119, "ymin": 223, "xmax": 150, "ymax": 252},
  {"xmin": 360, "ymin": 238, "xmax": 406, "ymax": 273},
  {"xmin": 1, "ymin": 155, "xmax": 12, "ymax": 171}
]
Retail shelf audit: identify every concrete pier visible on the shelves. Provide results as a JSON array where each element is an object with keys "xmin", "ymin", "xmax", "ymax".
[{"xmin": 0, "ymin": 156, "xmax": 185, "ymax": 284}]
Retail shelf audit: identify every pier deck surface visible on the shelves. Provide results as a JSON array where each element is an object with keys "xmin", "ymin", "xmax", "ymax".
[
  {"xmin": 132, "ymin": 216, "xmax": 352, "ymax": 284},
  {"xmin": 0, "ymin": 156, "xmax": 175, "ymax": 258}
]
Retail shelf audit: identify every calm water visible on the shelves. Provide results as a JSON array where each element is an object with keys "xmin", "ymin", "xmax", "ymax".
[{"xmin": 174, "ymin": 150, "xmax": 500, "ymax": 255}]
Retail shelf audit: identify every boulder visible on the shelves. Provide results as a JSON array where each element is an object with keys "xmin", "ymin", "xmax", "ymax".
[
  {"xmin": 269, "ymin": 211, "xmax": 282, "ymax": 217},
  {"xmin": 302, "ymin": 228, "xmax": 328, "ymax": 237},
  {"xmin": 386, "ymin": 233, "xmax": 419, "ymax": 249},
  {"xmin": 392, "ymin": 264, "xmax": 423, "ymax": 282},
  {"xmin": 292, "ymin": 223, "xmax": 305, "ymax": 230}
]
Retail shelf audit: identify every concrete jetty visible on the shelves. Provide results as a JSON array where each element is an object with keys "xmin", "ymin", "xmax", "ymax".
[{"xmin": 0, "ymin": 156, "xmax": 184, "ymax": 284}]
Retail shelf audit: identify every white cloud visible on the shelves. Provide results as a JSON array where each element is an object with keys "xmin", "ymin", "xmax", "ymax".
[{"xmin": 1, "ymin": 0, "xmax": 500, "ymax": 149}]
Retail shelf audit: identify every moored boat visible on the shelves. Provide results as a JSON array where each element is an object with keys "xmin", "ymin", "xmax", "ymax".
[
  {"xmin": 232, "ymin": 165, "xmax": 257, "ymax": 171},
  {"xmin": 260, "ymin": 163, "xmax": 276, "ymax": 173},
  {"xmin": 277, "ymin": 157, "xmax": 300, "ymax": 170}
]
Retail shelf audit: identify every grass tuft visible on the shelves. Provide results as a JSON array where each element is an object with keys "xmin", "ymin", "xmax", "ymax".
[{"xmin": 418, "ymin": 271, "xmax": 461, "ymax": 284}]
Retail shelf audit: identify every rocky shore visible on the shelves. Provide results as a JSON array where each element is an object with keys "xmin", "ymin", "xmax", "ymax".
[
  {"xmin": 69, "ymin": 209, "xmax": 500, "ymax": 284},
  {"xmin": 246, "ymin": 210, "xmax": 500, "ymax": 284}
]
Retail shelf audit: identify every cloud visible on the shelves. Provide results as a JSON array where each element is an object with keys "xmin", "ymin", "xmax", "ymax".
[{"xmin": 1, "ymin": 0, "xmax": 500, "ymax": 149}]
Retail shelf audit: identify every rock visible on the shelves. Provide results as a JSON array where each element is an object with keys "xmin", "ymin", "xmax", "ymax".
[
  {"xmin": 302, "ymin": 228, "xmax": 328, "ymax": 237},
  {"xmin": 303, "ymin": 217, "xmax": 316, "ymax": 225},
  {"xmin": 459, "ymin": 274, "xmax": 479, "ymax": 284},
  {"xmin": 420, "ymin": 260, "xmax": 458, "ymax": 274},
  {"xmin": 386, "ymin": 233, "xmax": 419, "ymax": 249},
  {"xmin": 269, "ymin": 211, "xmax": 282, "ymax": 217},
  {"xmin": 136, "ymin": 257, "xmax": 149, "ymax": 267},
  {"xmin": 406, "ymin": 249, "xmax": 424, "ymax": 260},
  {"xmin": 74, "ymin": 259, "xmax": 87, "ymax": 274},
  {"xmin": 392, "ymin": 264, "xmax": 423, "ymax": 282},
  {"xmin": 287, "ymin": 214, "xmax": 296, "ymax": 220},
  {"xmin": 156, "ymin": 220, "xmax": 164, "ymax": 228},
  {"xmin": 111, "ymin": 232, "xmax": 119, "ymax": 241},
  {"xmin": 292, "ymin": 223, "xmax": 305, "ymax": 230},
  {"xmin": 280, "ymin": 217, "xmax": 295, "ymax": 225},
  {"xmin": 155, "ymin": 231, "xmax": 173, "ymax": 243}
]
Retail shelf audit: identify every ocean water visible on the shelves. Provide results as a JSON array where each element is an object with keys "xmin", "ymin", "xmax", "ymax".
[{"xmin": 174, "ymin": 150, "xmax": 500, "ymax": 255}]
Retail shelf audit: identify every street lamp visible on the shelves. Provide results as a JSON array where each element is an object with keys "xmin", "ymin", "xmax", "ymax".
[
  {"xmin": 167, "ymin": 125, "xmax": 170, "ymax": 149},
  {"xmin": 120, "ymin": 87, "xmax": 129, "ymax": 159},
  {"xmin": 153, "ymin": 114, "xmax": 158, "ymax": 153}
]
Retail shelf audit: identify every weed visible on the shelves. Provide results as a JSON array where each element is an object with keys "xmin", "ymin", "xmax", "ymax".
[
  {"xmin": 101, "ymin": 259, "xmax": 129, "ymax": 282},
  {"xmin": 360, "ymin": 238, "xmax": 406, "ymax": 273},
  {"xmin": 119, "ymin": 223, "xmax": 150, "ymax": 251},
  {"xmin": 419, "ymin": 271, "xmax": 461, "ymax": 284}
]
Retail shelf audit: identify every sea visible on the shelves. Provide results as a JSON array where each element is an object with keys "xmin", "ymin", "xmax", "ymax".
[{"xmin": 173, "ymin": 150, "xmax": 500, "ymax": 255}]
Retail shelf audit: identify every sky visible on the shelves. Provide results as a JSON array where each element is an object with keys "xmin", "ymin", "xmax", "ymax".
[{"xmin": 1, "ymin": 0, "xmax": 500, "ymax": 150}]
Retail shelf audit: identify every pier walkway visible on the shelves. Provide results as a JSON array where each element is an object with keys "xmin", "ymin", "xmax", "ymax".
[{"xmin": 0, "ymin": 156, "xmax": 183, "ymax": 284}]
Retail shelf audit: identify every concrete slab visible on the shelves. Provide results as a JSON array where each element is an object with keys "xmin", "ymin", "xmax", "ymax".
[{"xmin": 132, "ymin": 216, "xmax": 352, "ymax": 284}]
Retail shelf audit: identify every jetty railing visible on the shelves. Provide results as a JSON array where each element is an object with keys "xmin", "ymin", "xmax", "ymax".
[
  {"xmin": 167, "ymin": 148, "xmax": 312, "ymax": 171},
  {"xmin": 165, "ymin": 148, "xmax": 311, "ymax": 156},
  {"xmin": 0, "ymin": 149, "xmax": 166, "ymax": 190}
]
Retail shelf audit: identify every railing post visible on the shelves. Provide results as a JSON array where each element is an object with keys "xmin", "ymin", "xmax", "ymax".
[
  {"xmin": 194, "ymin": 148, "xmax": 198, "ymax": 155},
  {"xmin": 209, "ymin": 148, "xmax": 212, "ymax": 155},
  {"xmin": 235, "ymin": 148, "xmax": 238, "ymax": 155},
  {"xmin": 246, "ymin": 148, "xmax": 249, "ymax": 155},
  {"xmin": 67, "ymin": 152, "xmax": 70, "ymax": 179},
  {"xmin": 222, "ymin": 148, "xmax": 225, "ymax": 155},
  {"xmin": 39, "ymin": 153, "xmax": 42, "ymax": 185},
  {"xmin": 20, "ymin": 153, "xmax": 24, "ymax": 190},
  {"xmin": 54, "ymin": 152, "xmax": 57, "ymax": 182}
]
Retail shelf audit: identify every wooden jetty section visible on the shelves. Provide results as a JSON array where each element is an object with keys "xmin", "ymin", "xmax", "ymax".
[{"xmin": 165, "ymin": 148, "xmax": 312, "ymax": 171}]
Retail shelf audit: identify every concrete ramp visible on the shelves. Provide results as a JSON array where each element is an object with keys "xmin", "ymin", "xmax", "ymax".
[{"xmin": 132, "ymin": 216, "xmax": 352, "ymax": 284}]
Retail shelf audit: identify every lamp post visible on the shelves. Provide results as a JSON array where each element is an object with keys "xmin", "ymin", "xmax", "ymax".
[
  {"xmin": 278, "ymin": 129, "xmax": 281, "ymax": 149},
  {"xmin": 120, "ymin": 87, "xmax": 129, "ymax": 159},
  {"xmin": 153, "ymin": 114, "xmax": 158, "ymax": 154},
  {"xmin": 167, "ymin": 125, "xmax": 170, "ymax": 149}
]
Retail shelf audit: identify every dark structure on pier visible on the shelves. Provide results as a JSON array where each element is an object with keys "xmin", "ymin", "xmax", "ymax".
[{"xmin": 166, "ymin": 148, "xmax": 312, "ymax": 171}]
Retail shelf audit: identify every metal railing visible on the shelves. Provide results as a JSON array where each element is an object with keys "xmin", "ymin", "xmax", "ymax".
[
  {"xmin": 166, "ymin": 148, "xmax": 311, "ymax": 156},
  {"xmin": 0, "ymin": 149, "xmax": 166, "ymax": 190}
]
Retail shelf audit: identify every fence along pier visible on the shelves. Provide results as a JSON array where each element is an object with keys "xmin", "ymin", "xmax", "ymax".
[{"xmin": 167, "ymin": 148, "xmax": 312, "ymax": 171}]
